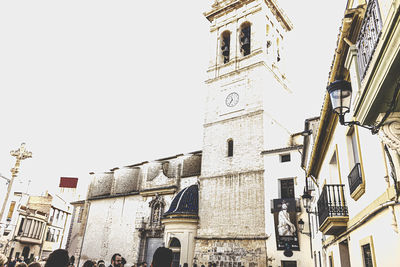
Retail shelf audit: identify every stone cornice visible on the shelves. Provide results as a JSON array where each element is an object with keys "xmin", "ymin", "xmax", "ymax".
[
  {"xmin": 200, "ymin": 169, "xmax": 264, "ymax": 180},
  {"xmin": 261, "ymin": 145, "xmax": 303, "ymax": 155},
  {"xmin": 195, "ymin": 234, "xmax": 268, "ymax": 240},
  {"xmin": 203, "ymin": 109, "xmax": 263, "ymax": 128}
]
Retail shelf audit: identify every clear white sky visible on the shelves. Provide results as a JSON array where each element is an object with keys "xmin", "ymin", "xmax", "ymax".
[{"xmin": 0, "ymin": 0, "xmax": 347, "ymax": 195}]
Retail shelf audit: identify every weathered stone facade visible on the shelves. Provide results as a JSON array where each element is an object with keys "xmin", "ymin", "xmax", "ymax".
[
  {"xmin": 194, "ymin": 239, "xmax": 267, "ymax": 267},
  {"xmin": 74, "ymin": 152, "xmax": 201, "ymax": 266},
  {"xmin": 198, "ymin": 171, "xmax": 265, "ymax": 237}
]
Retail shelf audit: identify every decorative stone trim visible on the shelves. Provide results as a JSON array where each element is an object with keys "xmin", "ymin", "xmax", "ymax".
[{"xmin": 378, "ymin": 112, "xmax": 400, "ymax": 154}]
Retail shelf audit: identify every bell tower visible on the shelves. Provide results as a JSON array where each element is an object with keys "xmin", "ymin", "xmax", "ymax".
[{"xmin": 195, "ymin": 0, "xmax": 293, "ymax": 266}]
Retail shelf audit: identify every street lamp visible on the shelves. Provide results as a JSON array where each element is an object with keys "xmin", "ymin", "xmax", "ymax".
[
  {"xmin": 297, "ymin": 218, "xmax": 311, "ymax": 237},
  {"xmin": 301, "ymin": 190, "xmax": 317, "ymax": 215},
  {"xmin": 326, "ymin": 80, "xmax": 379, "ymax": 134}
]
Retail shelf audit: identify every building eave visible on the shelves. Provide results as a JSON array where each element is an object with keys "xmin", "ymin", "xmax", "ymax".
[{"xmin": 306, "ymin": 6, "xmax": 366, "ymax": 179}]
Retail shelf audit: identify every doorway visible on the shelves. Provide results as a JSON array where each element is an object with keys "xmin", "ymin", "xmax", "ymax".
[
  {"xmin": 169, "ymin": 238, "xmax": 181, "ymax": 267},
  {"xmin": 22, "ymin": 246, "xmax": 30, "ymax": 260},
  {"xmin": 339, "ymin": 239, "xmax": 351, "ymax": 267},
  {"xmin": 145, "ymin": 237, "xmax": 163, "ymax": 266}
]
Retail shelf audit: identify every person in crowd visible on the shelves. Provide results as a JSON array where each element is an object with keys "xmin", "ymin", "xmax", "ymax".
[
  {"xmin": 150, "ymin": 247, "xmax": 172, "ymax": 267},
  {"xmin": 0, "ymin": 254, "xmax": 7, "ymax": 267},
  {"xmin": 83, "ymin": 260, "xmax": 96, "ymax": 267},
  {"xmin": 44, "ymin": 249, "xmax": 69, "ymax": 267},
  {"xmin": 15, "ymin": 263, "xmax": 27, "ymax": 267},
  {"xmin": 183, "ymin": 264, "xmax": 188, "ymax": 267},
  {"xmin": 7, "ymin": 257, "xmax": 16, "ymax": 267},
  {"xmin": 97, "ymin": 260, "xmax": 106, "ymax": 267},
  {"xmin": 108, "ymin": 254, "xmax": 122, "ymax": 267},
  {"xmin": 27, "ymin": 263, "xmax": 41, "ymax": 267},
  {"xmin": 121, "ymin": 258, "xmax": 126, "ymax": 267}
]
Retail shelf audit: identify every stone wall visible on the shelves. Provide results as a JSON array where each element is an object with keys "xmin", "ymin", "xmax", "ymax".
[
  {"xmin": 87, "ymin": 153, "xmax": 202, "ymax": 199},
  {"xmin": 112, "ymin": 167, "xmax": 140, "ymax": 194},
  {"xmin": 198, "ymin": 170, "xmax": 265, "ymax": 236},
  {"xmin": 201, "ymin": 112, "xmax": 264, "ymax": 178},
  {"xmin": 194, "ymin": 239, "xmax": 267, "ymax": 267}
]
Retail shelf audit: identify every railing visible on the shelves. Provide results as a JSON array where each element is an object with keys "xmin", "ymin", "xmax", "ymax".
[
  {"xmin": 356, "ymin": 0, "xmax": 383, "ymax": 81},
  {"xmin": 317, "ymin": 184, "xmax": 348, "ymax": 227},
  {"xmin": 348, "ymin": 163, "xmax": 363, "ymax": 194},
  {"xmin": 306, "ymin": 176, "xmax": 315, "ymax": 191}
]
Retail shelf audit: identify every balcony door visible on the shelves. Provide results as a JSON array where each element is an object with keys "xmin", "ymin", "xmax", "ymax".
[
  {"xmin": 339, "ymin": 240, "xmax": 351, "ymax": 267},
  {"xmin": 22, "ymin": 246, "xmax": 30, "ymax": 260}
]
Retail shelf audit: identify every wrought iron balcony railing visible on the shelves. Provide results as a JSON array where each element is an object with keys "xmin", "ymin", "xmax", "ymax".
[
  {"xmin": 348, "ymin": 163, "xmax": 363, "ymax": 194},
  {"xmin": 306, "ymin": 176, "xmax": 315, "ymax": 191},
  {"xmin": 317, "ymin": 184, "xmax": 348, "ymax": 227},
  {"xmin": 356, "ymin": 0, "xmax": 383, "ymax": 81}
]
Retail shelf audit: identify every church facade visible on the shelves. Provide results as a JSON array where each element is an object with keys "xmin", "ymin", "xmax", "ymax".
[{"xmin": 67, "ymin": 1, "xmax": 313, "ymax": 266}]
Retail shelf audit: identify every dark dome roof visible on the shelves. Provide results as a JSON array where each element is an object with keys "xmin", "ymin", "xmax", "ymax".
[{"xmin": 164, "ymin": 184, "xmax": 198, "ymax": 217}]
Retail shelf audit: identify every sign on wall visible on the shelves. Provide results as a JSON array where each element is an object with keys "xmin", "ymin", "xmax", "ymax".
[{"xmin": 272, "ymin": 198, "xmax": 300, "ymax": 251}]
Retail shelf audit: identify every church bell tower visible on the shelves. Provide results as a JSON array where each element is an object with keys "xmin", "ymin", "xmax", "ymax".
[{"xmin": 195, "ymin": 0, "xmax": 293, "ymax": 266}]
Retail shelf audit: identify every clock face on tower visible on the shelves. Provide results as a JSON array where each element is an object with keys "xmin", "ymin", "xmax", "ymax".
[{"xmin": 225, "ymin": 92, "xmax": 239, "ymax": 107}]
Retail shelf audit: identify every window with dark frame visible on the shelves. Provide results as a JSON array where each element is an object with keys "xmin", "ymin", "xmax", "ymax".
[
  {"xmin": 221, "ymin": 31, "xmax": 231, "ymax": 64},
  {"xmin": 280, "ymin": 153, "xmax": 291, "ymax": 162},
  {"xmin": 281, "ymin": 261, "xmax": 297, "ymax": 267},
  {"xmin": 18, "ymin": 218, "xmax": 25, "ymax": 235},
  {"xmin": 362, "ymin": 243, "xmax": 374, "ymax": 267},
  {"xmin": 280, "ymin": 179, "xmax": 294, "ymax": 199},
  {"xmin": 227, "ymin": 139, "xmax": 234, "ymax": 157},
  {"xmin": 240, "ymin": 23, "xmax": 251, "ymax": 56}
]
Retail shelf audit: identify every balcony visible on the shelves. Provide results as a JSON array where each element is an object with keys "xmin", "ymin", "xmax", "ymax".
[
  {"xmin": 356, "ymin": 0, "xmax": 383, "ymax": 81},
  {"xmin": 317, "ymin": 184, "xmax": 348, "ymax": 235},
  {"xmin": 348, "ymin": 163, "xmax": 365, "ymax": 200},
  {"xmin": 15, "ymin": 234, "xmax": 42, "ymax": 245}
]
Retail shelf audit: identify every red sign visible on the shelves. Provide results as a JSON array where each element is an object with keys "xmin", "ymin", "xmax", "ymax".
[{"xmin": 59, "ymin": 177, "xmax": 78, "ymax": 188}]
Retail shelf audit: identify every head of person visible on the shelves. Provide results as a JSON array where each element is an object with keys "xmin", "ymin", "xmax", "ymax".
[
  {"xmin": 151, "ymin": 247, "xmax": 172, "ymax": 267},
  {"xmin": 16, "ymin": 263, "xmax": 28, "ymax": 267},
  {"xmin": 97, "ymin": 260, "xmax": 105, "ymax": 267},
  {"xmin": 111, "ymin": 254, "xmax": 122, "ymax": 267},
  {"xmin": 82, "ymin": 260, "xmax": 96, "ymax": 267},
  {"xmin": 44, "ymin": 249, "xmax": 69, "ymax": 267},
  {"xmin": 0, "ymin": 253, "xmax": 7, "ymax": 267},
  {"xmin": 28, "ymin": 263, "xmax": 42, "ymax": 267}
]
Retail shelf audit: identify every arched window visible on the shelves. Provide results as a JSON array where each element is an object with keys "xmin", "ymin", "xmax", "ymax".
[
  {"xmin": 221, "ymin": 31, "xmax": 231, "ymax": 64},
  {"xmin": 240, "ymin": 22, "xmax": 251, "ymax": 56},
  {"xmin": 169, "ymin": 237, "xmax": 181, "ymax": 248},
  {"xmin": 149, "ymin": 194, "xmax": 165, "ymax": 227},
  {"xmin": 227, "ymin": 139, "xmax": 234, "ymax": 157}
]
